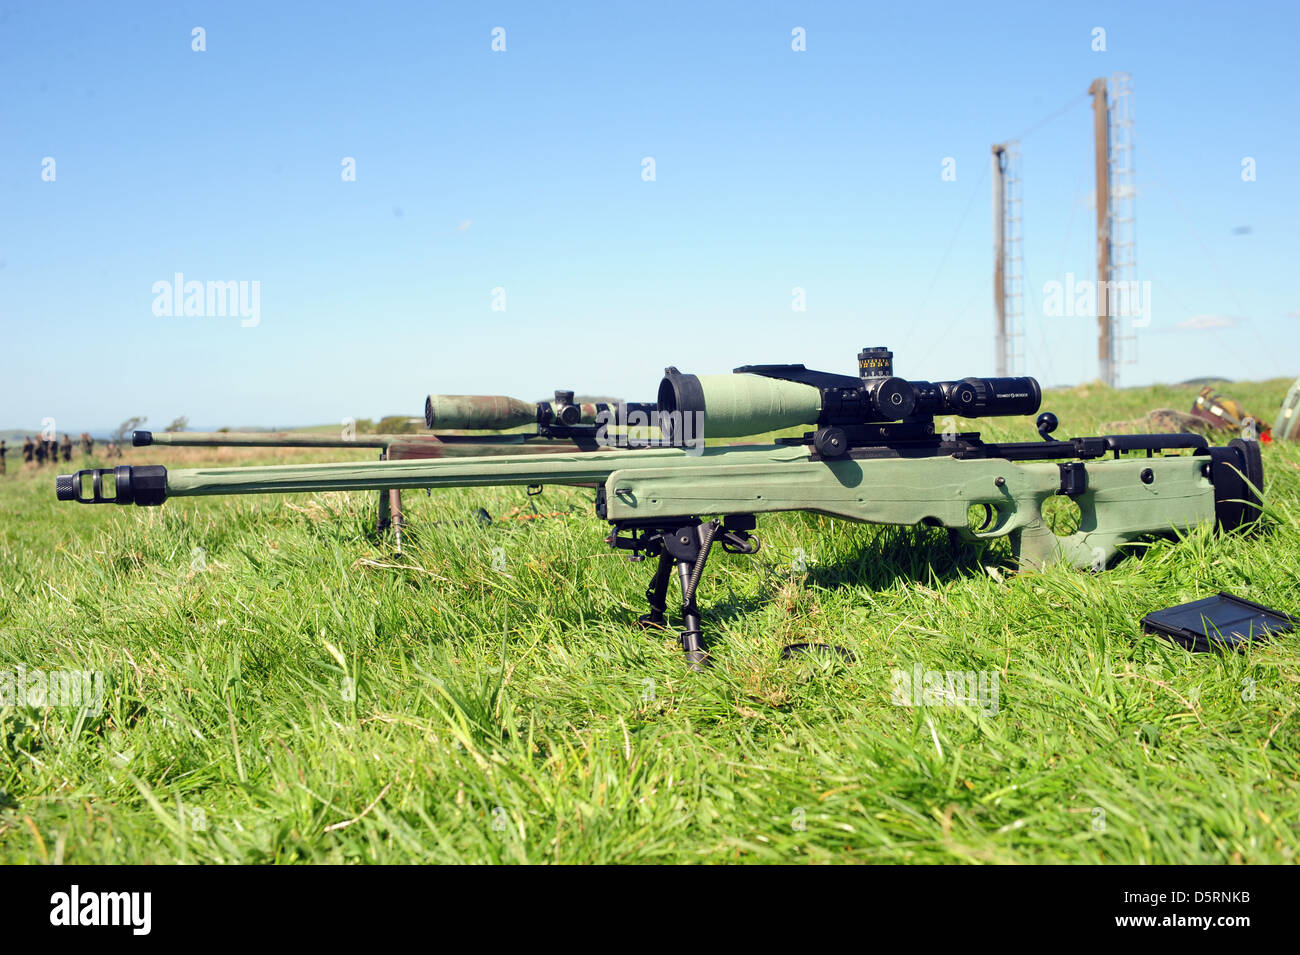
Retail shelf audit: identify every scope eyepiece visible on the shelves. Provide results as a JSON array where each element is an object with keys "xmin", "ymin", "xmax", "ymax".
[{"xmin": 941, "ymin": 377, "xmax": 1042, "ymax": 418}]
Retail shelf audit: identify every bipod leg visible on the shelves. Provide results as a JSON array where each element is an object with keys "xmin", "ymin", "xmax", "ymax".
[
  {"xmin": 375, "ymin": 450, "xmax": 391, "ymax": 534},
  {"xmin": 636, "ymin": 549, "xmax": 674, "ymax": 631},
  {"xmin": 373, "ymin": 450, "xmax": 402, "ymax": 555},
  {"xmin": 664, "ymin": 519, "xmax": 720, "ymax": 671},
  {"xmin": 675, "ymin": 558, "xmax": 706, "ymax": 670},
  {"xmin": 610, "ymin": 516, "xmax": 758, "ymax": 670},
  {"xmin": 389, "ymin": 489, "xmax": 404, "ymax": 555}
]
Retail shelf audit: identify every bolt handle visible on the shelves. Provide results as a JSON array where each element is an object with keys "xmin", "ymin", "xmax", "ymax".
[{"xmin": 1037, "ymin": 412, "xmax": 1059, "ymax": 440}]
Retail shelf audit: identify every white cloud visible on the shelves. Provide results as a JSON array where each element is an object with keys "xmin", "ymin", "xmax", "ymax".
[{"xmin": 457, "ymin": 219, "xmax": 472, "ymax": 232}]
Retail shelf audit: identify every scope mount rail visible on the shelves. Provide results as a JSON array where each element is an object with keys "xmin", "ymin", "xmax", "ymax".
[
  {"xmin": 532, "ymin": 398, "xmax": 661, "ymax": 449},
  {"xmin": 787, "ymin": 412, "xmax": 1214, "ymax": 462}
]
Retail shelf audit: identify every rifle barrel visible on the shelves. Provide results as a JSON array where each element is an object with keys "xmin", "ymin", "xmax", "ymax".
[
  {"xmin": 133, "ymin": 430, "xmax": 594, "ymax": 459},
  {"xmin": 166, "ymin": 447, "xmax": 778, "ymax": 497},
  {"xmin": 59, "ymin": 445, "xmax": 796, "ymax": 504},
  {"xmin": 135, "ymin": 430, "xmax": 401, "ymax": 449}
]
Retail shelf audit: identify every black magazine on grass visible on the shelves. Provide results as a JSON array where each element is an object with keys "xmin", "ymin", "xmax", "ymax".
[{"xmin": 1142, "ymin": 592, "xmax": 1295, "ymax": 653}]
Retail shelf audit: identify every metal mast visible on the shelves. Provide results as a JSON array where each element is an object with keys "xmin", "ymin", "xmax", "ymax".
[
  {"xmin": 1090, "ymin": 78, "xmax": 1113, "ymax": 386},
  {"xmin": 992, "ymin": 141, "xmax": 1024, "ymax": 377},
  {"xmin": 1091, "ymin": 73, "xmax": 1137, "ymax": 387},
  {"xmin": 1108, "ymin": 73, "xmax": 1138, "ymax": 377}
]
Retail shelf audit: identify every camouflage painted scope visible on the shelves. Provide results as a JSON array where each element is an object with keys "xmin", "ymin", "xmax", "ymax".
[
  {"xmin": 657, "ymin": 346, "xmax": 1043, "ymax": 440},
  {"xmin": 423, "ymin": 395, "xmax": 537, "ymax": 431},
  {"xmin": 424, "ymin": 391, "xmax": 654, "ymax": 432}
]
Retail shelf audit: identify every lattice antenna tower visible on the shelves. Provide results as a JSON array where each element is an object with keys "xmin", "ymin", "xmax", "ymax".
[
  {"xmin": 1108, "ymin": 73, "xmax": 1138, "ymax": 375},
  {"xmin": 992, "ymin": 141, "xmax": 1025, "ymax": 376}
]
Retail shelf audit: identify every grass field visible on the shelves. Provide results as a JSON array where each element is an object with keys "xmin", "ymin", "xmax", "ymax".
[{"xmin": 2, "ymin": 380, "xmax": 1299, "ymax": 864}]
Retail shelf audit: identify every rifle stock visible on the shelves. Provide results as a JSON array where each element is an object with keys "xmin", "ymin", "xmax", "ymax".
[{"xmin": 599, "ymin": 453, "xmax": 1216, "ymax": 570}]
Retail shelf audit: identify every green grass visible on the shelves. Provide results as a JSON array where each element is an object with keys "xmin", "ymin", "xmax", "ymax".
[{"xmin": 2, "ymin": 380, "xmax": 1299, "ymax": 864}]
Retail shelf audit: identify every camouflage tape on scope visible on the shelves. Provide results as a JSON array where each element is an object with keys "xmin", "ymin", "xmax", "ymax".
[
  {"xmin": 423, "ymin": 395, "xmax": 605, "ymax": 431},
  {"xmin": 424, "ymin": 395, "xmax": 537, "ymax": 431},
  {"xmin": 673, "ymin": 374, "xmax": 823, "ymax": 438}
]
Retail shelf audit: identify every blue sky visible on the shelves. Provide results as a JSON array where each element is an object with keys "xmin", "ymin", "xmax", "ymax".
[{"xmin": 2, "ymin": 1, "xmax": 1296, "ymax": 430}]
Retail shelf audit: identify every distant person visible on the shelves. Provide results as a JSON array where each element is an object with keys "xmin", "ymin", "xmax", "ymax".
[
  {"xmin": 81, "ymin": 431, "xmax": 94, "ymax": 456},
  {"xmin": 22, "ymin": 436, "xmax": 34, "ymax": 463},
  {"xmin": 34, "ymin": 437, "xmax": 47, "ymax": 465},
  {"xmin": 61, "ymin": 433, "xmax": 73, "ymax": 462},
  {"xmin": 0, "ymin": 440, "xmax": 7, "ymax": 475}
]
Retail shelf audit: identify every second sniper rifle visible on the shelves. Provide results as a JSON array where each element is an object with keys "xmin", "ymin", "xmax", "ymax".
[
  {"xmin": 133, "ymin": 393, "xmax": 659, "ymax": 547},
  {"xmin": 58, "ymin": 347, "xmax": 1264, "ymax": 669}
]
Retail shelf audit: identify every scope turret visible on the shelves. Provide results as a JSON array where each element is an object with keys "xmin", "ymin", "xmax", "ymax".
[
  {"xmin": 657, "ymin": 346, "xmax": 1042, "ymax": 449},
  {"xmin": 541, "ymin": 390, "xmax": 583, "ymax": 428}
]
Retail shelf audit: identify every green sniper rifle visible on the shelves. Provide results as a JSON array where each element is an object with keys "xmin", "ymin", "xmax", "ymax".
[{"xmin": 58, "ymin": 347, "xmax": 1264, "ymax": 668}]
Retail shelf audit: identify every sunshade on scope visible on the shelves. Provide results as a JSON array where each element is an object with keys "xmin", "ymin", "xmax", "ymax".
[
  {"xmin": 656, "ymin": 346, "xmax": 1042, "ymax": 441},
  {"xmin": 424, "ymin": 393, "xmax": 589, "ymax": 430}
]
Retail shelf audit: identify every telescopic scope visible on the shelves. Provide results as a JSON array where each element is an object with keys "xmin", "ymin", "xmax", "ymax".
[{"xmin": 657, "ymin": 345, "xmax": 1041, "ymax": 445}]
